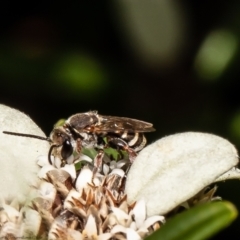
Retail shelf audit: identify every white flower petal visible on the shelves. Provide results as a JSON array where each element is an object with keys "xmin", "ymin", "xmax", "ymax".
[
  {"xmin": 98, "ymin": 233, "xmax": 113, "ymax": 240},
  {"xmin": 103, "ymin": 213, "xmax": 118, "ymax": 227},
  {"xmin": 37, "ymin": 165, "xmax": 55, "ymax": 179},
  {"xmin": 130, "ymin": 221, "xmax": 137, "ymax": 230},
  {"xmin": 131, "ymin": 199, "xmax": 146, "ymax": 228},
  {"xmin": 180, "ymin": 201, "xmax": 190, "ymax": 209},
  {"xmin": 0, "ymin": 222, "xmax": 21, "ymax": 238},
  {"xmin": 215, "ymin": 167, "xmax": 240, "ymax": 182},
  {"xmin": 75, "ymin": 167, "xmax": 93, "ymax": 191},
  {"xmin": 141, "ymin": 215, "xmax": 165, "ymax": 229},
  {"xmin": 126, "ymin": 132, "xmax": 239, "ymax": 216},
  {"xmin": 66, "ymin": 154, "xmax": 75, "ymax": 164},
  {"xmin": 92, "ymin": 176, "xmax": 101, "ymax": 186},
  {"xmin": 126, "ymin": 228, "xmax": 142, "ymax": 240},
  {"xmin": 116, "ymin": 159, "xmax": 128, "ymax": 168},
  {"xmin": 111, "ymin": 207, "xmax": 130, "ymax": 225},
  {"xmin": 48, "ymin": 217, "xmax": 67, "ymax": 239},
  {"xmin": 111, "ymin": 224, "xmax": 127, "ymax": 234},
  {"xmin": 85, "ymin": 214, "xmax": 97, "ymax": 236},
  {"xmin": 78, "ymin": 154, "xmax": 93, "ymax": 163},
  {"xmin": 2, "ymin": 204, "xmax": 20, "ymax": 223},
  {"xmin": 53, "ymin": 156, "xmax": 62, "ymax": 168},
  {"xmin": 9, "ymin": 198, "xmax": 20, "ymax": 210},
  {"xmin": 0, "ymin": 211, "xmax": 9, "ymax": 225},
  {"xmin": 103, "ymin": 163, "xmax": 110, "ymax": 175},
  {"xmin": 22, "ymin": 208, "xmax": 42, "ymax": 236},
  {"xmin": 64, "ymin": 189, "xmax": 81, "ymax": 209},
  {"xmin": 0, "ymin": 104, "xmax": 49, "ymax": 200},
  {"xmin": 37, "ymin": 155, "xmax": 50, "ymax": 166},
  {"xmin": 68, "ymin": 229, "xmax": 83, "ymax": 240},
  {"xmin": 136, "ymin": 227, "xmax": 148, "ymax": 236},
  {"xmin": 38, "ymin": 181, "xmax": 56, "ymax": 201},
  {"xmin": 110, "ymin": 169, "xmax": 125, "ymax": 177},
  {"xmin": 109, "ymin": 161, "xmax": 117, "ymax": 169},
  {"xmin": 62, "ymin": 164, "xmax": 76, "ymax": 180}
]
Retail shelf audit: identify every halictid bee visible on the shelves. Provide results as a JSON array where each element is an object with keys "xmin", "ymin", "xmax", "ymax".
[{"xmin": 3, "ymin": 111, "xmax": 155, "ymax": 167}]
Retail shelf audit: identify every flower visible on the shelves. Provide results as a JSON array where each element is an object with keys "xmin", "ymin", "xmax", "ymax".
[
  {"xmin": 31, "ymin": 151, "xmax": 165, "ymax": 240},
  {"xmin": 0, "ymin": 104, "xmax": 49, "ymax": 201},
  {"xmin": 110, "ymin": 199, "xmax": 165, "ymax": 239},
  {"xmin": 1, "ymin": 105, "xmax": 240, "ymax": 239},
  {"xmin": 126, "ymin": 132, "xmax": 240, "ymax": 216}
]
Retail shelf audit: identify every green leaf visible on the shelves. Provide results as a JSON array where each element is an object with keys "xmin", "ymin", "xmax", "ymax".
[
  {"xmin": 103, "ymin": 147, "xmax": 126, "ymax": 161},
  {"xmin": 81, "ymin": 148, "xmax": 98, "ymax": 159},
  {"xmin": 146, "ymin": 201, "xmax": 237, "ymax": 240},
  {"xmin": 53, "ymin": 118, "xmax": 66, "ymax": 127},
  {"xmin": 82, "ymin": 147, "xmax": 127, "ymax": 161}
]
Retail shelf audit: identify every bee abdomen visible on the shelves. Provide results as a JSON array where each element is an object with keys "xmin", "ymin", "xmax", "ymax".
[{"xmin": 121, "ymin": 132, "xmax": 147, "ymax": 152}]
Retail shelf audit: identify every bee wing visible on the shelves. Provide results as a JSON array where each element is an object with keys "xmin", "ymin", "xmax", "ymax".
[{"xmin": 96, "ymin": 116, "xmax": 155, "ymax": 133}]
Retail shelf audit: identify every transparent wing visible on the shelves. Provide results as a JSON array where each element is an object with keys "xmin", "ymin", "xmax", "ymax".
[{"xmin": 95, "ymin": 116, "xmax": 155, "ymax": 133}]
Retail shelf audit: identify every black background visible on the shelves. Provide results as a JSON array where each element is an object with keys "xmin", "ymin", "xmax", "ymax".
[{"xmin": 1, "ymin": 1, "xmax": 240, "ymax": 238}]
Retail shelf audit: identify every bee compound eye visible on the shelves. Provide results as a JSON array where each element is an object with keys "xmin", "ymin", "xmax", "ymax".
[{"xmin": 61, "ymin": 140, "xmax": 73, "ymax": 160}]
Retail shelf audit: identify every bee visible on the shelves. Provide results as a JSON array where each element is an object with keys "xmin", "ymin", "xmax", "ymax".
[{"xmin": 3, "ymin": 111, "xmax": 155, "ymax": 167}]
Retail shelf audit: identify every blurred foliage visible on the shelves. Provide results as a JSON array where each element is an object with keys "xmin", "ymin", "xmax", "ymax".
[
  {"xmin": 52, "ymin": 52, "xmax": 108, "ymax": 97},
  {"xmin": 1, "ymin": 1, "xmax": 240, "ymax": 238},
  {"xmin": 194, "ymin": 29, "xmax": 238, "ymax": 80},
  {"xmin": 146, "ymin": 201, "xmax": 237, "ymax": 240}
]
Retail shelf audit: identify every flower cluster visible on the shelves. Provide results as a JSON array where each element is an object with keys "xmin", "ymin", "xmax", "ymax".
[
  {"xmin": 0, "ymin": 151, "xmax": 164, "ymax": 240},
  {"xmin": 1, "ymin": 106, "xmax": 239, "ymax": 239},
  {"xmin": 1, "ymin": 130, "xmax": 238, "ymax": 239}
]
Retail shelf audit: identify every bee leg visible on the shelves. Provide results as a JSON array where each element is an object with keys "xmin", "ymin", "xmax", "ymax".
[
  {"xmin": 93, "ymin": 149, "xmax": 105, "ymax": 175},
  {"xmin": 126, "ymin": 148, "xmax": 137, "ymax": 163},
  {"xmin": 48, "ymin": 144, "xmax": 62, "ymax": 166},
  {"xmin": 48, "ymin": 144, "xmax": 68, "ymax": 167},
  {"xmin": 60, "ymin": 159, "xmax": 67, "ymax": 167},
  {"xmin": 107, "ymin": 137, "xmax": 137, "ymax": 163},
  {"xmin": 72, "ymin": 138, "xmax": 83, "ymax": 163},
  {"xmin": 76, "ymin": 138, "xmax": 82, "ymax": 154}
]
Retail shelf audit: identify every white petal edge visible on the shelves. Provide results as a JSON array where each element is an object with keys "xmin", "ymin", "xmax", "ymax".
[
  {"xmin": 131, "ymin": 199, "xmax": 146, "ymax": 229},
  {"xmin": 75, "ymin": 167, "xmax": 93, "ymax": 191},
  {"xmin": 37, "ymin": 165, "xmax": 55, "ymax": 179},
  {"xmin": 110, "ymin": 169, "xmax": 125, "ymax": 177},
  {"xmin": 141, "ymin": 215, "xmax": 165, "ymax": 229},
  {"xmin": 98, "ymin": 233, "xmax": 113, "ymax": 240},
  {"xmin": 37, "ymin": 155, "xmax": 50, "ymax": 167},
  {"xmin": 215, "ymin": 167, "xmax": 240, "ymax": 182},
  {"xmin": 0, "ymin": 104, "xmax": 49, "ymax": 200},
  {"xmin": 62, "ymin": 164, "xmax": 76, "ymax": 180},
  {"xmin": 126, "ymin": 132, "xmax": 239, "ymax": 216},
  {"xmin": 84, "ymin": 214, "xmax": 97, "ymax": 236}
]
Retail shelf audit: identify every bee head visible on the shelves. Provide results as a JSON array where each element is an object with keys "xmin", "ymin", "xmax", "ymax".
[
  {"xmin": 50, "ymin": 126, "xmax": 74, "ymax": 162},
  {"xmin": 3, "ymin": 127, "xmax": 74, "ymax": 166}
]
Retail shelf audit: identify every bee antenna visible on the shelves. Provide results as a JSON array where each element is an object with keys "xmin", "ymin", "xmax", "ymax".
[{"xmin": 2, "ymin": 131, "xmax": 51, "ymax": 142}]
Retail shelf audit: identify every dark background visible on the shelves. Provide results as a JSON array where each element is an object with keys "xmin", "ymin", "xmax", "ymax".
[{"xmin": 1, "ymin": 1, "xmax": 240, "ymax": 238}]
